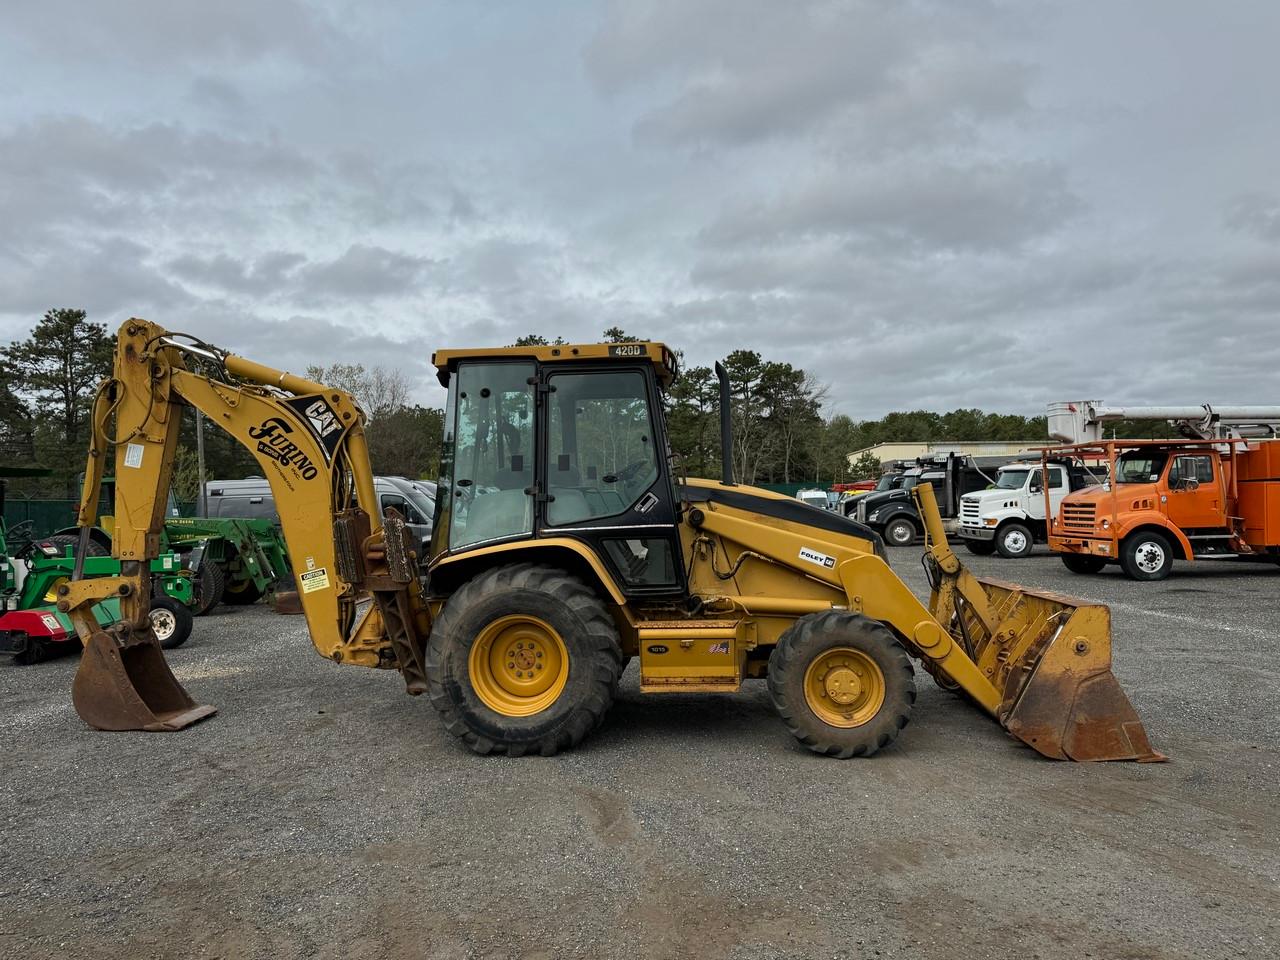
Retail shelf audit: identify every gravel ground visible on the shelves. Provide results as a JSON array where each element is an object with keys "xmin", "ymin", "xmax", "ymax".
[{"xmin": 2, "ymin": 546, "xmax": 1278, "ymax": 959}]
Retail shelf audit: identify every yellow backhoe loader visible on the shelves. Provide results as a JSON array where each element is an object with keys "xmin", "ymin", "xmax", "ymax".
[{"xmin": 58, "ymin": 319, "xmax": 1161, "ymax": 761}]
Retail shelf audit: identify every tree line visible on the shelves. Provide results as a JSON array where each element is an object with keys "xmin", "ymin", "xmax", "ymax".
[
  {"xmin": 1, "ymin": 309, "xmax": 1175, "ymax": 501},
  {"xmin": 0, "ymin": 310, "xmax": 444, "ymax": 500}
]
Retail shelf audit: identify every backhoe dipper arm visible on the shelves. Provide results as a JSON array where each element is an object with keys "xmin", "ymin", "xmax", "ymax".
[{"xmin": 64, "ymin": 319, "xmax": 431, "ymax": 732}]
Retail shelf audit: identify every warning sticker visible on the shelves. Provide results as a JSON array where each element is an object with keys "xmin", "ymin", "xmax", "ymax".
[
  {"xmin": 41, "ymin": 614, "xmax": 61, "ymax": 632},
  {"xmin": 299, "ymin": 567, "xmax": 330, "ymax": 594},
  {"xmin": 123, "ymin": 443, "xmax": 145, "ymax": 469},
  {"xmin": 798, "ymin": 546, "xmax": 836, "ymax": 569}
]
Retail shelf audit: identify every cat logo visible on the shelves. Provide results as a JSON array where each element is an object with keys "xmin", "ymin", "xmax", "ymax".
[{"xmin": 303, "ymin": 399, "xmax": 341, "ymax": 441}]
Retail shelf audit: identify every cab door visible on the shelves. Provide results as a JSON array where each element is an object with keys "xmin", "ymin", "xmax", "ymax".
[
  {"xmin": 1163, "ymin": 453, "xmax": 1227, "ymax": 531},
  {"xmin": 540, "ymin": 366, "xmax": 685, "ymax": 596}
]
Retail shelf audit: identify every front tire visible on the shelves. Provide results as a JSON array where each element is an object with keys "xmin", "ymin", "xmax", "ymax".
[
  {"xmin": 1121, "ymin": 531, "xmax": 1174, "ymax": 581},
  {"xmin": 425, "ymin": 564, "xmax": 623, "ymax": 756},
  {"xmin": 883, "ymin": 517, "xmax": 917, "ymax": 547},
  {"xmin": 767, "ymin": 612, "xmax": 915, "ymax": 758},
  {"xmin": 963, "ymin": 539, "xmax": 996, "ymax": 556},
  {"xmin": 1061, "ymin": 553, "xmax": 1107, "ymax": 575},
  {"xmin": 151, "ymin": 595, "xmax": 194, "ymax": 649},
  {"xmin": 995, "ymin": 522, "xmax": 1034, "ymax": 559}
]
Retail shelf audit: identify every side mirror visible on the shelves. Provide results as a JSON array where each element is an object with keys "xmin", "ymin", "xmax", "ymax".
[{"xmin": 1029, "ymin": 479, "xmax": 1043, "ymax": 493}]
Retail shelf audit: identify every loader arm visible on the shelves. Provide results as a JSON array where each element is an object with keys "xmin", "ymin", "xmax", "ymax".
[
  {"xmin": 913, "ymin": 484, "xmax": 1163, "ymax": 761},
  {"xmin": 63, "ymin": 319, "xmax": 430, "ymax": 731}
]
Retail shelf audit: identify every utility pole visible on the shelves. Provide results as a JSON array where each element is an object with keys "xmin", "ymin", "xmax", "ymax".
[{"xmin": 196, "ymin": 409, "xmax": 207, "ymax": 518}]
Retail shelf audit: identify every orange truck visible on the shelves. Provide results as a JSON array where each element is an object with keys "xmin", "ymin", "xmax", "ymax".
[{"xmin": 1043, "ymin": 438, "xmax": 1280, "ymax": 580}]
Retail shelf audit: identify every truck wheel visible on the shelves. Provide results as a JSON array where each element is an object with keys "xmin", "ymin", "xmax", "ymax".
[
  {"xmin": 1061, "ymin": 554, "xmax": 1107, "ymax": 575},
  {"xmin": 192, "ymin": 561, "xmax": 224, "ymax": 616},
  {"xmin": 883, "ymin": 518, "xmax": 917, "ymax": 546},
  {"xmin": 1121, "ymin": 531, "xmax": 1174, "ymax": 581},
  {"xmin": 150, "ymin": 595, "xmax": 194, "ymax": 650},
  {"xmin": 995, "ymin": 522, "xmax": 1034, "ymax": 559},
  {"xmin": 963, "ymin": 540, "xmax": 996, "ymax": 556},
  {"xmin": 425, "ymin": 564, "xmax": 624, "ymax": 756},
  {"xmin": 222, "ymin": 577, "xmax": 264, "ymax": 605},
  {"xmin": 767, "ymin": 611, "xmax": 915, "ymax": 758}
]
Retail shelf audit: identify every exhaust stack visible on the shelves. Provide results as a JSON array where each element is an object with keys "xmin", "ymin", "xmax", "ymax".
[{"xmin": 715, "ymin": 362, "xmax": 736, "ymax": 487}]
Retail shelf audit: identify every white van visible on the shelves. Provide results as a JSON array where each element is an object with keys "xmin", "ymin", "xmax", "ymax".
[{"xmin": 204, "ymin": 475, "xmax": 437, "ymax": 564}]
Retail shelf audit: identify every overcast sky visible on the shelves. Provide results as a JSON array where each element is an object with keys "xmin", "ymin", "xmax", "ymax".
[{"xmin": 2, "ymin": 1, "xmax": 1277, "ymax": 418}]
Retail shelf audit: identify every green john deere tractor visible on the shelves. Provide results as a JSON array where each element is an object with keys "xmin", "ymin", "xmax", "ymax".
[
  {"xmin": 1, "ymin": 471, "xmax": 194, "ymax": 664},
  {"xmin": 53, "ymin": 477, "xmax": 292, "ymax": 616}
]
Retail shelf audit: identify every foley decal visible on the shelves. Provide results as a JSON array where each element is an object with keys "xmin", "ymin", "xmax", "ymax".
[{"xmin": 798, "ymin": 546, "xmax": 836, "ymax": 570}]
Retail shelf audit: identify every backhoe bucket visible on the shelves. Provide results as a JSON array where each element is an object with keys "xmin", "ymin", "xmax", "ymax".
[
  {"xmin": 72, "ymin": 629, "xmax": 217, "ymax": 732},
  {"xmin": 957, "ymin": 577, "xmax": 1163, "ymax": 762}
]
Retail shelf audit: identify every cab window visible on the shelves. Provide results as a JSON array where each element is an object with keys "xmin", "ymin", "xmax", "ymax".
[
  {"xmin": 1117, "ymin": 451, "xmax": 1168, "ymax": 483},
  {"xmin": 448, "ymin": 362, "xmax": 536, "ymax": 549},
  {"xmin": 546, "ymin": 371, "xmax": 658, "ymax": 526},
  {"xmin": 1169, "ymin": 455, "xmax": 1214, "ymax": 488}
]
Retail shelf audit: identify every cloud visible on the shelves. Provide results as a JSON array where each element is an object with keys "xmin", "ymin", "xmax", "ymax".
[
  {"xmin": 700, "ymin": 159, "xmax": 1080, "ymax": 255},
  {"xmin": 1225, "ymin": 193, "xmax": 1280, "ymax": 243},
  {"xmin": 587, "ymin": 0, "xmax": 1031, "ymax": 151},
  {"xmin": 297, "ymin": 245, "xmax": 436, "ymax": 303},
  {"xmin": 3, "ymin": 0, "xmax": 341, "ymax": 68},
  {"xmin": 2, "ymin": 0, "xmax": 1279, "ymax": 422}
]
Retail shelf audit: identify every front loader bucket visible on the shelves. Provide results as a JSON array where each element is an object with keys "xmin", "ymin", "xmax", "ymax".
[
  {"xmin": 957, "ymin": 577, "xmax": 1164, "ymax": 762},
  {"xmin": 72, "ymin": 629, "xmax": 217, "ymax": 732}
]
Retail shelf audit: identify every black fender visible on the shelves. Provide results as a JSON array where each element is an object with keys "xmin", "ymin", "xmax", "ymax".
[{"xmin": 51, "ymin": 525, "xmax": 113, "ymax": 553}]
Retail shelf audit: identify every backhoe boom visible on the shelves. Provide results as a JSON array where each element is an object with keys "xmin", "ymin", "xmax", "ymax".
[{"xmin": 64, "ymin": 320, "xmax": 429, "ymax": 730}]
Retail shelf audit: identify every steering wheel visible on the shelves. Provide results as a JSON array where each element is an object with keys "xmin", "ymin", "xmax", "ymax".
[{"xmin": 6, "ymin": 520, "xmax": 37, "ymax": 557}]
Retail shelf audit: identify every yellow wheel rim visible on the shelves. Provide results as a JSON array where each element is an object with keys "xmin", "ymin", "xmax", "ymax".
[
  {"xmin": 44, "ymin": 577, "xmax": 69, "ymax": 604},
  {"xmin": 802, "ymin": 647, "xmax": 886, "ymax": 728},
  {"xmin": 468, "ymin": 615, "xmax": 569, "ymax": 717}
]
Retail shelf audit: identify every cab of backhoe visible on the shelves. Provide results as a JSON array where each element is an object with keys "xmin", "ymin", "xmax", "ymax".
[{"xmin": 428, "ymin": 342, "xmax": 687, "ymax": 597}]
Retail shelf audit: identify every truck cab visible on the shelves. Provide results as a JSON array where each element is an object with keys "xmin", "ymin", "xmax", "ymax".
[
  {"xmin": 1051, "ymin": 443, "xmax": 1238, "ymax": 579},
  {"xmin": 957, "ymin": 461, "xmax": 1087, "ymax": 558},
  {"xmin": 853, "ymin": 467, "xmax": 943, "ymax": 545}
]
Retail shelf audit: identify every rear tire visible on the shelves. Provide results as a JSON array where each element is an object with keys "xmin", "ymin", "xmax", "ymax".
[
  {"xmin": 963, "ymin": 540, "xmax": 996, "ymax": 556},
  {"xmin": 150, "ymin": 595, "xmax": 194, "ymax": 649},
  {"xmin": 995, "ymin": 522, "xmax": 1034, "ymax": 559},
  {"xmin": 883, "ymin": 518, "xmax": 917, "ymax": 547},
  {"xmin": 44, "ymin": 534, "xmax": 106, "ymax": 558},
  {"xmin": 1061, "ymin": 554, "xmax": 1107, "ymax": 575},
  {"xmin": 222, "ymin": 576, "xmax": 264, "ymax": 605},
  {"xmin": 767, "ymin": 611, "xmax": 915, "ymax": 758},
  {"xmin": 1121, "ymin": 531, "xmax": 1174, "ymax": 581},
  {"xmin": 425, "ymin": 564, "xmax": 623, "ymax": 756},
  {"xmin": 192, "ymin": 561, "xmax": 224, "ymax": 616}
]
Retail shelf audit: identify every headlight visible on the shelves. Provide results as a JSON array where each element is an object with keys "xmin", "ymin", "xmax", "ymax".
[
  {"xmin": 868, "ymin": 511, "xmax": 880, "ymax": 521},
  {"xmin": 1101, "ymin": 519, "xmax": 1110, "ymax": 530}
]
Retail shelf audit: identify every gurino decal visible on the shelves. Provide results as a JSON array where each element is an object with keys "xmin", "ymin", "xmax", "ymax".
[
  {"xmin": 248, "ymin": 417, "xmax": 321, "ymax": 480},
  {"xmin": 798, "ymin": 546, "xmax": 836, "ymax": 569},
  {"xmin": 283, "ymin": 395, "xmax": 344, "ymax": 463}
]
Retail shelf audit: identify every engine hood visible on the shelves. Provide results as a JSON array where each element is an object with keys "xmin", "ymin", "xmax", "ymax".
[
  {"xmin": 1062, "ymin": 483, "xmax": 1141, "ymax": 507},
  {"xmin": 962, "ymin": 488, "xmax": 1016, "ymax": 505},
  {"xmin": 860, "ymin": 489, "xmax": 910, "ymax": 509}
]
